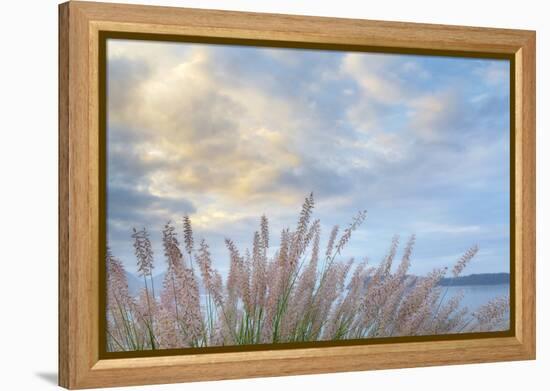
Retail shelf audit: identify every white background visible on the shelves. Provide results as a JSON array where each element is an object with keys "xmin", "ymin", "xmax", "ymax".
[{"xmin": 0, "ymin": 0, "xmax": 546, "ymax": 389}]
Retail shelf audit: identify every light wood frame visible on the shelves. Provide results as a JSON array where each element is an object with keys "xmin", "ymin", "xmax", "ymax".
[{"xmin": 59, "ymin": 1, "xmax": 536, "ymax": 389}]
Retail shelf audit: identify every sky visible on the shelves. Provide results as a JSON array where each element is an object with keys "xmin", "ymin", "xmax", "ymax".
[{"xmin": 106, "ymin": 38, "xmax": 510, "ymax": 277}]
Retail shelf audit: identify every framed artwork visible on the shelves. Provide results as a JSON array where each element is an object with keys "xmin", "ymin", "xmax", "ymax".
[{"xmin": 59, "ymin": 1, "xmax": 536, "ymax": 389}]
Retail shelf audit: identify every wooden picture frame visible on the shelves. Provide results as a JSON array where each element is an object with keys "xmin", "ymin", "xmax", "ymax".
[{"xmin": 59, "ymin": 1, "xmax": 536, "ymax": 389}]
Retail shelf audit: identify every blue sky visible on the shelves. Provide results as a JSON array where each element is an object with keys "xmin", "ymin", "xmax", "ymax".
[{"xmin": 106, "ymin": 39, "xmax": 510, "ymax": 277}]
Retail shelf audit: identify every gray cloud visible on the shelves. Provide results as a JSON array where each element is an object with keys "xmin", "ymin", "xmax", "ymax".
[
  {"xmin": 107, "ymin": 57, "xmax": 152, "ymax": 116},
  {"xmin": 108, "ymin": 184, "xmax": 196, "ymax": 223}
]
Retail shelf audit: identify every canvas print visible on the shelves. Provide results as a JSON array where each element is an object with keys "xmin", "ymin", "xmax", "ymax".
[{"xmin": 105, "ymin": 39, "xmax": 511, "ymax": 353}]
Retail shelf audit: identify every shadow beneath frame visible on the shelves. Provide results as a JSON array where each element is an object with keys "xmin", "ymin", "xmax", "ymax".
[{"xmin": 35, "ymin": 372, "xmax": 58, "ymax": 385}]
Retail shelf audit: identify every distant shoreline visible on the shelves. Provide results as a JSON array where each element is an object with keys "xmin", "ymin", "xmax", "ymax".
[
  {"xmin": 438, "ymin": 272, "xmax": 510, "ymax": 286},
  {"xmin": 124, "ymin": 271, "xmax": 511, "ymax": 297}
]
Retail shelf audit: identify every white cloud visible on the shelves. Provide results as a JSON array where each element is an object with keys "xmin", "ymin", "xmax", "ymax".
[
  {"xmin": 475, "ymin": 61, "xmax": 509, "ymax": 85},
  {"xmin": 108, "ymin": 44, "xmax": 310, "ymax": 209},
  {"xmin": 415, "ymin": 222, "xmax": 482, "ymax": 235},
  {"xmin": 407, "ymin": 91, "xmax": 461, "ymax": 142},
  {"xmin": 341, "ymin": 52, "xmax": 405, "ymax": 104}
]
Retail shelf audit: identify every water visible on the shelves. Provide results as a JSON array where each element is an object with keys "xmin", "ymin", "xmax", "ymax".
[{"xmin": 441, "ymin": 284, "xmax": 509, "ymax": 311}]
